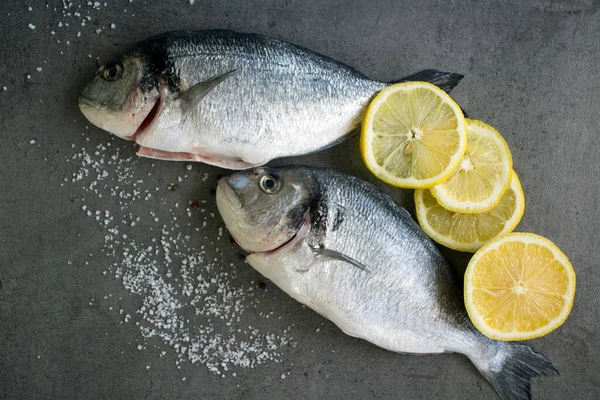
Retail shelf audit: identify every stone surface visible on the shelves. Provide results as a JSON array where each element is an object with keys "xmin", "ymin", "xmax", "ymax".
[{"xmin": 1, "ymin": 1, "xmax": 599, "ymax": 399}]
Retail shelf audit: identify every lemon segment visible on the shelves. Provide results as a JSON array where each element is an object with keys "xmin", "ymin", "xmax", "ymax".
[
  {"xmin": 414, "ymin": 171, "xmax": 525, "ymax": 252},
  {"xmin": 464, "ymin": 232, "xmax": 576, "ymax": 341},
  {"xmin": 361, "ymin": 81, "xmax": 467, "ymax": 188},
  {"xmin": 430, "ymin": 119, "xmax": 513, "ymax": 213}
]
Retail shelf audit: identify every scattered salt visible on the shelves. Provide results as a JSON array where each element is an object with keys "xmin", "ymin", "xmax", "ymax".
[
  {"xmin": 28, "ymin": 23, "xmax": 36, "ymax": 30},
  {"xmin": 29, "ymin": 139, "xmax": 36, "ymax": 144},
  {"xmin": 36, "ymin": 67, "xmax": 42, "ymax": 72},
  {"xmin": 64, "ymin": 142, "xmax": 295, "ymax": 376}
]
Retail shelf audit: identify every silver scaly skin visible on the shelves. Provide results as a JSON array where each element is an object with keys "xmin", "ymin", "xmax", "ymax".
[
  {"xmin": 79, "ymin": 30, "xmax": 462, "ymax": 169},
  {"xmin": 216, "ymin": 165, "xmax": 557, "ymax": 400}
]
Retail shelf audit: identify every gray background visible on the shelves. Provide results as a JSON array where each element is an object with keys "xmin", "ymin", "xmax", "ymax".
[{"xmin": 1, "ymin": 0, "xmax": 599, "ymax": 399}]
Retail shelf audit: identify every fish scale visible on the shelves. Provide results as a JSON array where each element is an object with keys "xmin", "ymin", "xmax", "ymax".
[
  {"xmin": 79, "ymin": 30, "xmax": 462, "ymax": 169},
  {"xmin": 217, "ymin": 165, "xmax": 558, "ymax": 399}
]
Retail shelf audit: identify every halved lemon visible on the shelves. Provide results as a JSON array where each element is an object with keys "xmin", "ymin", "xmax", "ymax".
[
  {"xmin": 430, "ymin": 119, "xmax": 512, "ymax": 213},
  {"xmin": 361, "ymin": 81, "xmax": 466, "ymax": 188},
  {"xmin": 414, "ymin": 171, "xmax": 525, "ymax": 252},
  {"xmin": 465, "ymin": 233, "xmax": 576, "ymax": 341}
]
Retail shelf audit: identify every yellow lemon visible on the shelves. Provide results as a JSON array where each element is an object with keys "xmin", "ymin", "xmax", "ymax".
[
  {"xmin": 464, "ymin": 232, "xmax": 576, "ymax": 341},
  {"xmin": 414, "ymin": 171, "xmax": 524, "ymax": 252},
  {"xmin": 430, "ymin": 119, "xmax": 512, "ymax": 213},
  {"xmin": 361, "ymin": 81, "xmax": 466, "ymax": 188}
]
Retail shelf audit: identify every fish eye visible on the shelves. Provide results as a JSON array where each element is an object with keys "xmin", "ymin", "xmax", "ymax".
[
  {"xmin": 102, "ymin": 63, "xmax": 123, "ymax": 82},
  {"xmin": 259, "ymin": 174, "xmax": 280, "ymax": 194}
]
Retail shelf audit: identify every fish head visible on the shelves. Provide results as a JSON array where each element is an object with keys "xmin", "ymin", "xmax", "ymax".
[
  {"xmin": 78, "ymin": 56, "xmax": 160, "ymax": 140},
  {"xmin": 216, "ymin": 166, "xmax": 315, "ymax": 254}
]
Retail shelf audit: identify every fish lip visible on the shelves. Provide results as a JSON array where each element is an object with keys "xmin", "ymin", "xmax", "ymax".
[
  {"xmin": 217, "ymin": 177, "xmax": 239, "ymax": 205},
  {"xmin": 78, "ymin": 96, "xmax": 98, "ymax": 109},
  {"xmin": 216, "ymin": 178, "xmax": 248, "ymax": 250},
  {"xmin": 125, "ymin": 94, "xmax": 161, "ymax": 141}
]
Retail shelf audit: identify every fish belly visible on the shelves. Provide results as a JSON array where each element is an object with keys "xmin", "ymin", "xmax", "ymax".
[{"xmin": 246, "ymin": 239, "xmax": 457, "ymax": 355}]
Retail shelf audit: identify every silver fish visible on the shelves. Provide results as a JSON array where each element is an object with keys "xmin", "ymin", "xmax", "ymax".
[
  {"xmin": 216, "ymin": 165, "xmax": 557, "ymax": 400},
  {"xmin": 78, "ymin": 30, "xmax": 462, "ymax": 169}
]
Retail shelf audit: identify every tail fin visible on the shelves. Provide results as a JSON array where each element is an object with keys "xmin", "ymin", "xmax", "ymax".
[
  {"xmin": 391, "ymin": 69, "xmax": 464, "ymax": 93},
  {"xmin": 481, "ymin": 342, "xmax": 558, "ymax": 400}
]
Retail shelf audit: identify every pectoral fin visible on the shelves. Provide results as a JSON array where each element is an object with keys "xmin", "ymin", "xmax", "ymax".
[
  {"xmin": 179, "ymin": 69, "xmax": 237, "ymax": 119},
  {"xmin": 312, "ymin": 247, "xmax": 370, "ymax": 274},
  {"xmin": 136, "ymin": 146, "xmax": 258, "ymax": 170}
]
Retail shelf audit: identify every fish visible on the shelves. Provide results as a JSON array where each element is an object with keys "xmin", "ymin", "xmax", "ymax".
[
  {"xmin": 216, "ymin": 165, "xmax": 558, "ymax": 400},
  {"xmin": 78, "ymin": 30, "xmax": 463, "ymax": 169}
]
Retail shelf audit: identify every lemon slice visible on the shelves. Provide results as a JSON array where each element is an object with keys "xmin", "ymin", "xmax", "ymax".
[
  {"xmin": 361, "ymin": 81, "xmax": 467, "ymax": 188},
  {"xmin": 430, "ymin": 119, "xmax": 513, "ymax": 213},
  {"xmin": 414, "ymin": 171, "xmax": 525, "ymax": 252},
  {"xmin": 464, "ymin": 232, "xmax": 576, "ymax": 341}
]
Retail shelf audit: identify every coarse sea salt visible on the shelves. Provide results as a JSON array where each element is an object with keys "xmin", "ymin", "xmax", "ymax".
[{"xmin": 65, "ymin": 142, "xmax": 295, "ymax": 375}]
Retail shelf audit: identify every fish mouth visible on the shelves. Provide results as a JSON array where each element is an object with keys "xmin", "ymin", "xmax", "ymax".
[
  {"xmin": 217, "ymin": 177, "xmax": 241, "ymax": 208},
  {"xmin": 126, "ymin": 94, "xmax": 161, "ymax": 141},
  {"xmin": 78, "ymin": 96, "xmax": 99, "ymax": 109}
]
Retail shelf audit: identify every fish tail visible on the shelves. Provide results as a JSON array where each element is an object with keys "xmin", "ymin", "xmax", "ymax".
[
  {"xmin": 389, "ymin": 69, "xmax": 464, "ymax": 93},
  {"xmin": 479, "ymin": 342, "xmax": 558, "ymax": 400}
]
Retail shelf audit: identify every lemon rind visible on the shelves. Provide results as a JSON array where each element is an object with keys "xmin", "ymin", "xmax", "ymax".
[
  {"xmin": 464, "ymin": 232, "xmax": 576, "ymax": 341},
  {"xmin": 415, "ymin": 171, "xmax": 525, "ymax": 252},
  {"xmin": 361, "ymin": 81, "xmax": 467, "ymax": 189},
  {"xmin": 430, "ymin": 119, "xmax": 513, "ymax": 213}
]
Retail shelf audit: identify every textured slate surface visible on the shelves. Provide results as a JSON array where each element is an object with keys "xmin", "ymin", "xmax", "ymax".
[{"xmin": 1, "ymin": 1, "xmax": 599, "ymax": 399}]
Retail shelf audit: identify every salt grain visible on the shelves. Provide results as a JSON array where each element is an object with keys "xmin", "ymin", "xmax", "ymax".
[
  {"xmin": 64, "ymin": 142, "xmax": 294, "ymax": 376},
  {"xmin": 28, "ymin": 23, "xmax": 36, "ymax": 30}
]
